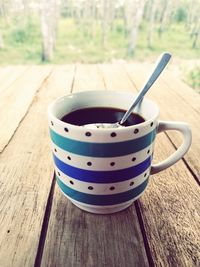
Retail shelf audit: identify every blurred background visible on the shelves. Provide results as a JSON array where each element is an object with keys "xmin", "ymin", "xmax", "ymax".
[{"xmin": 0, "ymin": 0, "xmax": 199, "ymax": 91}]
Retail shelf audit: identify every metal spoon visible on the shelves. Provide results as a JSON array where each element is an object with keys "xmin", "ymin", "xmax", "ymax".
[
  {"xmin": 118, "ymin": 52, "xmax": 171, "ymax": 126},
  {"xmin": 85, "ymin": 52, "xmax": 172, "ymax": 129}
]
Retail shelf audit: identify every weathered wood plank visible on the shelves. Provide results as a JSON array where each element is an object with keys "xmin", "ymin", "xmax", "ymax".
[
  {"xmin": 42, "ymin": 197, "xmax": 149, "ymax": 267},
  {"xmin": 0, "ymin": 66, "xmax": 13, "ymax": 80},
  {"xmin": 127, "ymin": 63, "xmax": 200, "ymax": 114},
  {"xmin": 0, "ymin": 66, "xmax": 75, "ymax": 267},
  {"xmin": 123, "ymin": 63, "xmax": 200, "ymax": 182},
  {"xmin": 163, "ymin": 68, "xmax": 200, "ymax": 114},
  {"xmin": 0, "ymin": 65, "xmax": 52, "ymax": 152},
  {"xmin": 0, "ymin": 66, "xmax": 29, "ymax": 94},
  {"xmin": 120, "ymin": 63, "xmax": 200, "ymax": 266},
  {"xmin": 137, "ymin": 133, "xmax": 200, "ymax": 267},
  {"xmin": 73, "ymin": 64, "xmax": 105, "ymax": 91},
  {"xmin": 41, "ymin": 63, "xmax": 149, "ymax": 267},
  {"xmin": 98, "ymin": 63, "xmax": 134, "ymax": 91}
]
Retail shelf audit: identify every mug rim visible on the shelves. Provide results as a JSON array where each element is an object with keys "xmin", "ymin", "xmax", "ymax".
[{"xmin": 48, "ymin": 90, "xmax": 159, "ymax": 131}]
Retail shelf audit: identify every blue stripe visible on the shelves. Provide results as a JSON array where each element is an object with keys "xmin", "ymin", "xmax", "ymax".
[
  {"xmin": 53, "ymin": 154, "xmax": 151, "ymax": 183},
  {"xmin": 50, "ymin": 128, "xmax": 156, "ymax": 157},
  {"xmin": 56, "ymin": 176, "xmax": 149, "ymax": 205}
]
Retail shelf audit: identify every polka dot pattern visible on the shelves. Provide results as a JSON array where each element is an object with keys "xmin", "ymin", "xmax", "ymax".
[
  {"xmin": 48, "ymin": 91, "xmax": 158, "ymax": 211},
  {"xmin": 49, "ymin": 113, "xmax": 157, "ymax": 145},
  {"xmin": 85, "ymin": 132, "xmax": 92, "ymax": 137},
  {"xmin": 53, "ymin": 145, "xmax": 153, "ymax": 171},
  {"xmin": 49, "ymin": 118, "xmax": 157, "ymax": 147},
  {"xmin": 56, "ymin": 169, "xmax": 149, "ymax": 194},
  {"xmin": 110, "ymin": 186, "xmax": 115, "ymax": 191},
  {"xmin": 88, "ymin": 186, "xmax": 93, "ymax": 190},
  {"xmin": 50, "ymin": 116, "xmax": 154, "ymax": 208},
  {"xmin": 110, "ymin": 132, "xmax": 117, "ymax": 137}
]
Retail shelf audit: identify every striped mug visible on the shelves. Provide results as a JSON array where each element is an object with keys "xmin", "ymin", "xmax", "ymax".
[{"xmin": 48, "ymin": 90, "xmax": 191, "ymax": 214}]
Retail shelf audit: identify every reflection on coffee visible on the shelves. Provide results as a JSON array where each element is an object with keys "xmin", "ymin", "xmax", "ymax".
[{"xmin": 61, "ymin": 107, "xmax": 145, "ymax": 126}]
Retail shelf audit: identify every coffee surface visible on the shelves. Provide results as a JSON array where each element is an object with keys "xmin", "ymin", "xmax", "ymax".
[{"xmin": 61, "ymin": 107, "xmax": 145, "ymax": 126}]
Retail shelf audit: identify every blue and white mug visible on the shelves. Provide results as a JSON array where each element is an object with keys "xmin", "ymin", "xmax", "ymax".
[{"xmin": 48, "ymin": 90, "xmax": 192, "ymax": 214}]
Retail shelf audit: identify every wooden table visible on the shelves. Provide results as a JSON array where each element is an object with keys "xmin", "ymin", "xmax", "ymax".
[{"xmin": 0, "ymin": 64, "xmax": 199, "ymax": 267}]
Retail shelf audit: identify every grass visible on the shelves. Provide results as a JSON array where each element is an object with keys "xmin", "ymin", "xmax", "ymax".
[
  {"xmin": 0, "ymin": 16, "xmax": 42, "ymax": 64},
  {"xmin": 0, "ymin": 17, "xmax": 200, "ymax": 65},
  {"xmin": 135, "ymin": 22, "xmax": 200, "ymax": 60},
  {"xmin": 187, "ymin": 67, "xmax": 200, "ymax": 92},
  {"xmin": 0, "ymin": 16, "xmax": 199, "ymax": 90}
]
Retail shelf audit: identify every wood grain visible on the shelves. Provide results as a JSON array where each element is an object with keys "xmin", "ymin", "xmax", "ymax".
[
  {"xmin": 0, "ymin": 65, "xmax": 52, "ymax": 152},
  {"xmin": 0, "ymin": 66, "xmax": 13, "ymax": 82},
  {"xmin": 0, "ymin": 66, "xmax": 29, "ymax": 95},
  {"xmin": 42, "ymin": 197, "xmax": 149, "ymax": 267},
  {"xmin": 0, "ymin": 64, "xmax": 199, "ymax": 267},
  {"xmin": 138, "ymin": 133, "xmax": 200, "ymax": 267},
  {"xmin": 163, "ymin": 68, "xmax": 200, "ymax": 115},
  {"xmin": 98, "ymin": 63, "xmax": 134, "ymax": 92},
  {"xmin": 41, "ymin": 63, "xmax": 149, "ymax": 267},
  {"xmin": 119, "ymin": 63, "xmax": 200, "ymax": 266},
  {"xmin": 72, "ymin": 64, "xmax": 105, "ymax": 91},
  {"xmin": 0, "ymin": 66, "xmax": 75, "ymax": 267},
  {"xmin": 123, "ymin": 63, "xmax": 200, "ymax": 182}
]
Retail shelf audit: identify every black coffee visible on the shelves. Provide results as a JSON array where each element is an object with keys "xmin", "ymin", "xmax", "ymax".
[{"xmin": 61, "ymin": 107, "xmax": 145, "ymax": 127}]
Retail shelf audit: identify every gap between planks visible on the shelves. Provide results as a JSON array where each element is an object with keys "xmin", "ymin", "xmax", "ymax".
[
  {"xmin": 34, "ymin": 174, "xmax": 56, "ymax": 267},
  {"xmin": 0, "ymin": 66, "xmax": 31, "ymax": 95},
  {"xmin": 0, "ymin": 66, "xmax": 53, "ymax": 153},
  {"xmin": 34, "ymin": 65, "xmax": 77, "ymax": 267},
  {"xmin": 165, "ymin": 132, "xmax": 200, "ymax": 186},
  {"xmin": 119, "ymin": 63, "xmax": 200, "ymax": 266},
  {"xmin": 122, "ymin": 62, "xmax": 200, "ymax": 182},
  {"xmin": 0, "ymin": 65, "xmax": 75, "ymax": 267}
]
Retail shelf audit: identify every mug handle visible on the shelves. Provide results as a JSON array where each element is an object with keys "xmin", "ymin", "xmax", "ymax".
[{"xmin": 151, "ymin": 121, "xmax": 192, "ymax": 174}]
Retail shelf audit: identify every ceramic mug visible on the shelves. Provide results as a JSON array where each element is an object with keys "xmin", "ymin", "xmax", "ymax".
[{"xmin": 48, "ymin": 90, "xmax": 192, "ymax": 214}]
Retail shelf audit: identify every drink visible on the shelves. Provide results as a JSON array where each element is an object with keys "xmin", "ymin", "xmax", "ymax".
[{"xmin": 61, "ymin": 107, "xmax": 145, "ymax": 127}]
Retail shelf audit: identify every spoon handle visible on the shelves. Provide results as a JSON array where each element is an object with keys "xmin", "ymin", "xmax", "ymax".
[{"xmin": 120, "ymin": 52, "xmax": 172, "ymax": 125}]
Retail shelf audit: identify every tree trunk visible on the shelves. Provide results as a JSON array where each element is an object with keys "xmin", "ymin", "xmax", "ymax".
[
  {"xmin": 101, "ymin": 0, "xmax": 109, "ymax": 48},
  {"xmin": 123, "ymin": 7, "xmax": 128, "ymax": 37},
  {"xmin": 124, "ymin": 0, "xmax": 146, "ymax": 55},
  {"xmin": 192, "ymin": 20, "xmax": 200, "ymax": 48},
  {"xmin": 91, "ymin": 0, "xmax": 96, "ymax": 38},
  {"xmin": 186, "ymin": 3, "xmax": 194, "ymax": 31},
  {"xmin": 158, "ymin": 0, "xmax": 173, "ymax": 38},
  {"xmin": 108, "ymin": 0, "xmax": 115, "ymax": 32},
  {"xmin": 0, "ymin": 32, "xmax": 4, "ymax": 49},
  {"xmin": 40, "ymin": 0, "xmax": 59, "ymax": 61},
  {"xmin": 147, "ymin": 0, "xmax": 157, "ymax": 48},
  {"xmin": 100, "ymin": 0, "xmax": 115, "ymax": 47}
]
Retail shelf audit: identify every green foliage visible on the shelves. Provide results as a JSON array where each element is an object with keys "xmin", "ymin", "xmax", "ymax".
[
  {"xmin": 0, "ymin": 15, "xmax": 42, "ymax": 64},
  {"xmin": 12, "ymin": 28, "xmax": 27, "ymax": 43},
  {"xmin": 0, "ymin": 16, "xmax": 200, "ymax": 65},
  {"xmin": 187, "ymin": 67, "xmax": 200, "ymax": 92},
  {"xmin": 174, "ymin": 7, "xmax": 187, "ymax": 23},
  {"xmin": 9, "ymin": 16, "xmax": 41, "ymax": 45}
]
